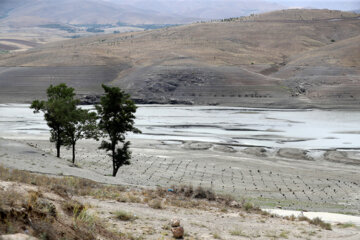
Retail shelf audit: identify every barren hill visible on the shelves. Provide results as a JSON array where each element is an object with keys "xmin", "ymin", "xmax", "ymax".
[{"xmin": 0, "ymin": 9, "xmax": 359, "ymax": 108}]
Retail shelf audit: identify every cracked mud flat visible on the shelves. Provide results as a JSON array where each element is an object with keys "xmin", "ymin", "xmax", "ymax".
[{"xmin": 1, "ymin": 105, "xmax": 360, "ymax": 215}]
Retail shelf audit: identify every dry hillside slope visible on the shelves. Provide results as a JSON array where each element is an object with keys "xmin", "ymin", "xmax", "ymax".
[{"xmin": 0, "ymin": 9, "xmax": 359, "ymax": 108}]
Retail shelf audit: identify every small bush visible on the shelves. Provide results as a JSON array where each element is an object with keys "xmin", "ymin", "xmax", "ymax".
[
  {"xmin": 243, "ymin": 202, "xmax": 254, "ymax": 212},
  {"xmin": 298, "ymin": 216, "xmax": 332, "ymax": 230},
  {"xmin": 62, "ymin": 200, "xmax": 84, "ymax": 217},
  {"xmin": 114, "ymin": 210, "xmax": 138, "ymax": 221},
  {"xmin": 284, "ymin": 214, "xmax": 296, "ymax": 221},
  {"xmin": 193, "ymin": 186, "xmax": 216, "ymax": 201},
  {"xmin": 35, "ymin": 198, "xmax": 57, "ymax": 217},
  {"xmin": 171, "ymin": 184, "xmax": 194, "ymax": 197},
  {"xmin": 311, "ymin": 217, "xmax": 332, "ymax": 230},
  {"xmin": 0, "ymin": 190, "xmax": 22, "ymax": 207},
  {"xmin": 148, "ymin": 199, "xmax": 164, "ymax": 209},
  {"xmin": 337, "ymin": 222, "xmax": 356, "ymax": 228},
  {"xmin": 127, "ymin": 192, "xmax": 142, "ymax": 203}
]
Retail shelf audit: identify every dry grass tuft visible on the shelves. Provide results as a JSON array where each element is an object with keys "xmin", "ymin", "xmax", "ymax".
[
  {"xmin": 298, "ymin": 216, "xmax": 332, "ymax": 230},
  {"xmin": 148, "ymin": 199, "xmax": 164, "ymax": 209},
  {"xmin": 114, "ymin": 210, "xmax": 138, "ymax": 221}
]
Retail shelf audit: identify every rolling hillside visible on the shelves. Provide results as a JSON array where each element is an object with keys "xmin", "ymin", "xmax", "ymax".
[
  {"xmin": 0, "ymin": 9, "xmax": 359, "ymax": 108},
  {"xmin": 0, "ymin": 0, "xmax": 194, "ymax": 27}
]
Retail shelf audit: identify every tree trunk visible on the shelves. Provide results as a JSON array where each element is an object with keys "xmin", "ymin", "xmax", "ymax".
[
  {"xmin": 112, "ymin": 149, "xmax": 117, "ymax": 177},
  {"xmin": 113, "ymin": 166, "xmax": 117, "ymax": 177},
  {"xmin": 72, "ymin": 142, "xmax": 76, "ymax": 164},
  {"xmin": 56, "ymin": 142, "xmax": 60, "ymax": 158},
  {"xmin": 112, "ymin": 143, "xmax": 117, "ymax": 176}
]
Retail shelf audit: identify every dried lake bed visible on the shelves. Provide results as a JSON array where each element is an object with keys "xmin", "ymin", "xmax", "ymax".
[{"xmin": 1, "ymin": 104, "xmax": 360, "ymax": 217}]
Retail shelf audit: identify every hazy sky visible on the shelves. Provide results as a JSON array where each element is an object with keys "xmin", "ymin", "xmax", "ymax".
[
  {"xmin": 105, "ymin": 0, "xmax": 360, "ymax": 11},
  {"xmin": 269, "ymin": 0, "xmax": 360, "ymax": 11}
]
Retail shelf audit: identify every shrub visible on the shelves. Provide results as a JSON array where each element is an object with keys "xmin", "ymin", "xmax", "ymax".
[
  {"xmin": 193, "ymin": 186, "xmax": 216, "ymax": 201},
  {"xmin": 62, "ymin": 200, "xmax": 84, "ymax": 217},
  {"xmin": 298, "ymin": 216, "xmax": 332, "ymax": 230},
  {"xmin": 337, "ymin": 223, "xmax": 356, "ymax": 228},
  {"xmin": 148, "ymin": 199, "xmax": 164, "ymax": 209},
  {"xmin": 310, "ymin": 217, "xmax": 332, "ymax": 230},
  {"xmin": 114, "ymin": 210, "xmax": 138, "ymax": 221},
  {"xmin": 243, "ymin": 202, "xmax": 254, "ymax": 212}
]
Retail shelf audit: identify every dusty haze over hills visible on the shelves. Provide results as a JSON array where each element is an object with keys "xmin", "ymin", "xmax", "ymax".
[
  {"xmin": 0, "ymin": 0, "xmax": 283, "ymax": 26},
  {"xmin": 0, "ymin": 0, "xmax": 287, "ymax": 53},
  {"xmin": 1, "ymin": 0, "xmax": 358, "ymax": 27}
]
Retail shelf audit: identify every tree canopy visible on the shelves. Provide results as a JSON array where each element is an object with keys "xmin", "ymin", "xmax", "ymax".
[
  {"xmin": 31, "ymin": 84, "xmax": 78, "ymax": 158},
  {"xmin": 63, "ymin": 108, "xmax": 99, "ymax": 163}
]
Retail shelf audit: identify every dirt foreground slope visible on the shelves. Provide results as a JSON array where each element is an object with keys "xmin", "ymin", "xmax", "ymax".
[{"xmin": 1, "ymin": 166, "xmax": 360, "ymax": 240}]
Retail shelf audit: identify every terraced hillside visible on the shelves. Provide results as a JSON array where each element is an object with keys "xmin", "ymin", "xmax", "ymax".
[{"xmin": 0, "ymin": 9, "xmax": 359, "ymax": 108}]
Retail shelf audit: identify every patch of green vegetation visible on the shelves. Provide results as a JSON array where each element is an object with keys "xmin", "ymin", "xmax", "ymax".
[
  {"xmin": 279, "ymin": 230, "xmax": 289, "ymax": 238},
  {"xmin": 75, "ymin": 23, "xmax": 114, "ymax": 28},
  {"xmin": 67, "ymin": 35, "xmax": 82, "ymax": 39},
  {"xmin": 116, "ymin": 22, "xmax": 180, "ymax": 30},
  {"xmin": 39, "ymin": 24, "xmax": 76, "ymax": 33},
  {"xmin": 86, "ymin": 28, "xmax": 105, "ymax": 33},
  {"xmin": 0, "ymin": 50, "xmax": 9, "ymax": 54},
  {"xmin": 337, "ymin": 222, "xmax": 356, "ymax": 228}
]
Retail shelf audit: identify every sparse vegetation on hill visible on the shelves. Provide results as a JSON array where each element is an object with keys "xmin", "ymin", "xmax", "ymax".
[{"xmin": 39, "ymin": 24, "xmax": 76, "ymax": 33}]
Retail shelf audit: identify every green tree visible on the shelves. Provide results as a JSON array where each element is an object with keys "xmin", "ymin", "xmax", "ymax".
[
  {"xmin": 30, "ymin": 84, "xmax": 77, "ymax": 158},
  {"xmin": 96, "ymin": 85, "xmax": 140, "ymax": 177},
  {"xmin": 63, "ymin": 109, "xmax": 99, "ymax": 164}
]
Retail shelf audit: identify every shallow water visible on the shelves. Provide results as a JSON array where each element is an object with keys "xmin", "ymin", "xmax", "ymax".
[
  {"xmin": 1, "ymin": 104, "xmax": 360, "ymax": 150},
  {"xmin": 263, "ymin": 209, "xmax": 360, "ymax": 225}
]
